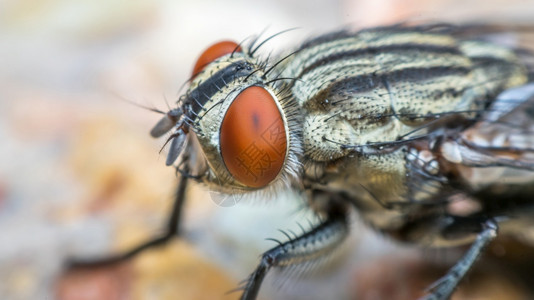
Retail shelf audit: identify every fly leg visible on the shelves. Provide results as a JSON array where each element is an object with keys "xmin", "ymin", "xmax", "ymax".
[
  {"xmin": 68, "ymin": 172, "xmax": 189, "ymax": 267},
  {"xmin": 420, "ymin": 218, "xmax": 498, "ymax": 300},
  {"xmin": 240, "ymin": 213, "xmax": 349, "ymax": 300}
]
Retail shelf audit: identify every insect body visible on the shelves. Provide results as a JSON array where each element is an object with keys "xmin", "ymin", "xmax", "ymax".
[
  {"xmin": 73, "ymin": 24, "xmax": 534, "ymax": 299},
  {"xmin": 156, "ymin": 24, "xmax": 534, "ymax": 299}
]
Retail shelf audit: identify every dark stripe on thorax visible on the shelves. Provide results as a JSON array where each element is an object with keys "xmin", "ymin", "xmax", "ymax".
[
  {"xmin": 187, "ymin": 60, "xmax": 252, "ymax": 115},
  {"xmin": 325, "ymin": 66, "xmax": 470, "ymax": 95},
  {"xmin": 298, "ymin": 43, "xmax": 462, "ymax": 79}
]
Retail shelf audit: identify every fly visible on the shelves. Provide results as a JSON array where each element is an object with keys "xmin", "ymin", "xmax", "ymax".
[{"xmin": 70, "ymin": 23, "xmax": 534, "ymax": 300}]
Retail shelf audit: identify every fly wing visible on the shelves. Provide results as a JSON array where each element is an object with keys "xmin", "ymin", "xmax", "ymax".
[
  {"xmin": 443, "ymin": 83, "xmax": 534, "ymax": 247},
  {"xmin": 441, "ymin": 83, "xmax": 534, "ymax": 189}
]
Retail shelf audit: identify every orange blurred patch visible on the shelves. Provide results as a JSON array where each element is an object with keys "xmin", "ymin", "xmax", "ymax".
[{"xmin": 57, "ymin": 263, "xmax": 133, "ymax": 300}]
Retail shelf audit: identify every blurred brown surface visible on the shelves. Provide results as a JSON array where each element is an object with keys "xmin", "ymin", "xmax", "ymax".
[
  {"xmin": 2, "ymin": 1, "xmax": 534, "ymax": 300},
  {"xmin": 57, "ymin": 116, "xmax": 239, "ymax": 299},
  {"xmin": 57, "ymin": 263, "xmax": 133, "ymax": 300},
  {"xmin": 57, "ymin": 240, "xmax": 239, "ymax": 300}
]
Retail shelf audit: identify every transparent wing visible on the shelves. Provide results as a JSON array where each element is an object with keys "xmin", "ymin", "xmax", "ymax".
[{"xmin": 441, "ymin": 83, "xmax": 534, "ymax": 189}]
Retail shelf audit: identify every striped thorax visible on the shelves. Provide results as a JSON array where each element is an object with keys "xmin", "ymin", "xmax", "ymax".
[{"xmin": 276, "ymin": 27, "xmax": 528, "ymax": 231}]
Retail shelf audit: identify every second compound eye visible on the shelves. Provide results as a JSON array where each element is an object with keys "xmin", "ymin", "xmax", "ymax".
[
  {"xmin": 220, "ymin": 86, "xmax": 287, "ymax": 188},
  {"xmin": 192, "ymin": 40, "xmax": 241, "ymax": 78}
]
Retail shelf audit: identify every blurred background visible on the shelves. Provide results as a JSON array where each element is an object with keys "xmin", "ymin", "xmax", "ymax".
[{"xmin": 2, "ymin": 0, "xmax": 534, "ymax": 299}]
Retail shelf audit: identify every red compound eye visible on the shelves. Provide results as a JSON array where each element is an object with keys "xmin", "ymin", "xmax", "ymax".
[
  {"xmin": 192, "ymin": 40, "xmax": 241, "ymax": 78},
  {"xmin": 220, "ymin": 86, "xmax": 287, "ymax": 188}
]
